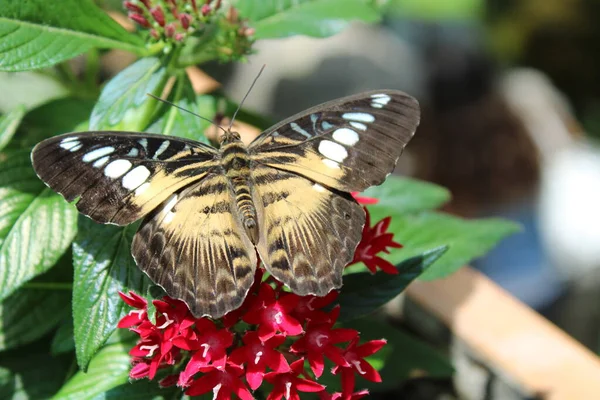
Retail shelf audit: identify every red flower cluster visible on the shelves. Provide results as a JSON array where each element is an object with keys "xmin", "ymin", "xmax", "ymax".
[
  {"xmin": 119, "ymin": 195, "xmax": 400, "ymax": 398},
  {"xmin": 124, "ymin": 0, "xmax": 254, "ymax": 44}
]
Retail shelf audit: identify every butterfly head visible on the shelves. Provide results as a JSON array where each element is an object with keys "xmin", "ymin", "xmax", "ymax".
[{"xmin": 219, "ymin": 129, "xmax": 242, "ymax": 146}]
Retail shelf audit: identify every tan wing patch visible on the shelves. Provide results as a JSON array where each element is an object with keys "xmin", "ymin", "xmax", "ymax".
[
  {"xmin": 132, "ymin": 173, "xmax": 257, "ymax": 318},
  {"xmin": 251, "ymin": 166, "xmax": 365, "ymax": 296}
]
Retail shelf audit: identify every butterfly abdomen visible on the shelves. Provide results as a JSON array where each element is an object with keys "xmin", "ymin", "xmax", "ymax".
[{"xmin": 221, "ymin": 140, "xmax": 259, "ymax": 244}]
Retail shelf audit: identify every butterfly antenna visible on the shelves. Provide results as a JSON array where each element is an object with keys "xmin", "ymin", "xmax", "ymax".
[
  {"xmin": 146, "ymin": 93, "xmax": 227, "ymax": 135},
  {"xmin": 228, "ymin": 64, "xmax": 266, "ymax": 131}
]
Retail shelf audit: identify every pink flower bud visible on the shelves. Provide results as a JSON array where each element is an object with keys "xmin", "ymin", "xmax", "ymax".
[
  {"xmin": 150, "ymin": 6, "xmax": 165, "ymax": 26},
  {"xmin": 150, "ymin": 29, "xmax": 160, "ymax": 39},
  {"xmin": 174, "ymin": 33, "xmax": 185, "ymax": 42},
  {"xmin": 201, "ymin": 4, "xmax": 211, "ymax": 16},
  {"xmin": 139, "ymin": 0, "xmax": 151, "ymax": 8},
  {"xmin": 123, "ymin": 1, "xmax": 143, "ymax": 14},
  {"xmin": 165, "ymin": 23, "xmax": 175, "ymax": 37},
  {"xmin": 179, "ymin": 13, "xmax": 192, "ymax": 29},
  {"xmin": 128, "ymin": 12, "xmax": 151, "ymax": 28}
]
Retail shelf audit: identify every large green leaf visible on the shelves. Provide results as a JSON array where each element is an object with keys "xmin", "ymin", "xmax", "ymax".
[
  {"xmin": 0, "ymin": 149, "xmax": 77, "ymax": 300},
  {"xmin": 363, "ymin": 176, "xmax": 451, "ymax": 214},
  {"xmin": 0, "ymin": 256, "xmax": 71, "ymax": 352},
  {"xmin": 51, "ymin": 317, "xmax": 75, "ymax": 355},
  {"xmin": 235, "ymin": 0, "xmax": 381, "ymax": 39},
  {"xmin": 344, "ymin": 318, "xmax": 453, "ymax": 391},
  {"xmin": 0, "ymin": 0, "xmax": 145, "ymax": 72},
  {"xmin": 14, "ymin": 97, "xmax": 95, "ymax": 149},
  {"xmin": 0, "ymin": 346, "xmax": 69, "ymax": 399},
  {"xmin": 338, "ymin": 246, "xmax": 447, "ymax": 322},
  {"xmin": 52, "ymin": 342, "xmax": 133, "ymax": 400},
  {"xmin": 72, "ymin": 218, "xmax": 149, "ymax": 370},
  {"xmin": 90, "ymin": 57, "xmax": 168, "ymax": 131},
  {"xmin": 367, "ymin": 208, "xmax": 520, "ymax": 281},
  {"xmin": 0, "ymin": 106, "xmax": 26, "ymax": 151}
]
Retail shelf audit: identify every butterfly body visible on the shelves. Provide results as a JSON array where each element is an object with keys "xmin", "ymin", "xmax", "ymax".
[{"xmin": 31, "ymin": 90, "xmax": 420, "ymax": 318}]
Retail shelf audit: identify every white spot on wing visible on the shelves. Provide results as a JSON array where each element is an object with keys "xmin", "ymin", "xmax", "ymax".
[
  {"xmin": 342, "ymin": 112, "xmax": 375, "ymax": 123},
  {"xmin": 333, "ymin": 128, "xmax": 359, "ymax": 145},
  {"xmin": 318, "ymin": 140, "xmax": 348, "ymax": 162},
  {"xmin": 126, "ymin": 148, "xmax": 139, "ymax": 157},
  {"xmin": 161, "ymin": 194, "xmax": 178, "ymax": 223},
  {"xmin": 138, "ymin": 138, "xmax": 148, "ymax": 150},
  {"xmin": 153, "ymin": 140, "xmax": 170, "ymax": 159},
  {"xmin": 135, "ymin": 182, "xmax": 150, "ymax": 196},
  {"xmin": 60, "ymin": 140, "xmax": 80, "ymax": 151},
  {"xmin": 322, "ymin": 159, "xmax": 340, "ymax": 169},
  {"xmin": 70, "ymin": 144, "xmax": 82, "ymax": 152},
  {"xmin": 290, "ymin": 122, "xmax": 311, "ymax": 138},
  {"xmin": 83, "ymin": 146, "xmax": 115, "ymax": 162},
  {"xmin": 60, "ymin": 136, "xmax": 78, "ymax": 144},
  {"xmin": 313, "ymin": 183, "xmax": 326, "ymax": 192},
  {"xmin": 321, "ymin": 121, "xmax": 333, "ymax": 130},
  {"xmin": 371, "ymin": 93, "xmax": 391, "ymax": 108},
  {"xmin": 122, "ymin": 166, "xmax": 151, "ymax": 190},
  {"xmin": 350, "ymin": 121, "xmax": 367, "ymax": 131},
  {"xmin": 93, "ymin": 156, "xmax": 110, "ymax": 168},
  {"xmin": 104, "ymin": 159, "xmax": 132, "ymax": 178}
]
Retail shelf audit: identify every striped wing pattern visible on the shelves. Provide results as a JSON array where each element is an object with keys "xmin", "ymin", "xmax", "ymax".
[
  {"xmin": 31, "ymin": 132, "xmax": 218, "ymax": 225},
  {"xmin": 250, "ymin": 90, "xmax": 419, "ymax": 192},
  {"xmin": 251, "ymin": 166, "xmax": 365, "ymax": 296},
  {"xmin": 132, "ymin": 173, "xmax": 257, "ymax": 318}
]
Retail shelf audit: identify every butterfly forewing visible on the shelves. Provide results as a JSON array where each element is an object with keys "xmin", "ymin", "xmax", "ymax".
[
  {"xmin": 251, "ymin": 166, "xmax": 365, "ymax": 296},
  {"xmin": 132, "ymin": 173, "xmax": 257, "ymax": 318},
  {"xmin": 249, "ymin": 90, "xmax": 419, "ymax": 192},
  {"xmin": 31, "ymin": 132, "xmax": 218, "ymax": 225}
]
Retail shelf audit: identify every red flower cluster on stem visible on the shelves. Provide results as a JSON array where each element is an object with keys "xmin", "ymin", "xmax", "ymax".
[{"xmin": 119, "ymin": 194, "xmax": 401, "ymax": 398}]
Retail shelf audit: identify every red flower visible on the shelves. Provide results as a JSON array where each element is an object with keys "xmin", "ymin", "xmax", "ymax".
[
  {"xmin": 351, "ymin": 192, "xmax": 379, "ymax": 205},
  {"xmin": 242, "ymin": 284, "xmax": 303, "ymax": 341},
  {"xmin": 117, "ymin": 291, "xmax": 147, "ymax": 328},
  {"xmin": 351, "ymin": 210, "xmax": 402, "ymax": 274},
  {"xmin": 264, "ymin": 359, "xmax": 325, "ymax": 400},
  {"xmin": 333, "ymin": 338, "xmax": 386, "ymax": 397},
  {"xmin": 174, "ymin": 318, "xmax": 234, "ymax": 387},
  {"xmin": 290, "ymin": 307, "xmax": 357, "ymax": 377},
  {"xmin": 229, "ymin": 331, "xmax": 290, "ymax": 390},
  {"xmin": 319, "ymin": 389, "xmax": 370, "ymax": 400},
  {"xmin": 185, "ymin": 364, "xmax": 253, "ymax": 399},
  {"xmin": 291, "ymin": 291, "xmax": 338, "ymax": 324}
]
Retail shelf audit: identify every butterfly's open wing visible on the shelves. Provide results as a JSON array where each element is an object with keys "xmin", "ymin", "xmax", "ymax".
[
  {"xmin": 249, "ymin": 90, "xmax": 420, "ymax": 192},
  {"xmin": 252, "ymin": 166, "xmax": 365, "ymax": 296},
  {"xmin": 132, "ymin": 173, "xmax": 258, "ymax": 318},
  {"xmin": 31, "ymin": 132, "xmax": 219, "ymax": 225}
]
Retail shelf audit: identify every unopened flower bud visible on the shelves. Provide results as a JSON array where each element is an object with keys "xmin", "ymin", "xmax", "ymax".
[
  {"xmin": 174, "ymin": 33, "xmax": 185, "ymax": 42},
  {"xmin": 150, "ymin": 29, "xmax": 160, "ymax": 39},
  {"xmin": 201, "ymin": 4, "xmax": 211, "ymax": 16},
  {"xmin": 226, "ymin": 6, "xmax": 238, "ymax": 22},
  {"xmin": 128, "ymin": 12, "xmax": 151, "ymax": 28},
  {"xmin": 149, "ymin": 6, "xmax": 165, "ymax": 26},
  {"xmin": 124, "ymin": 1, "xmax": 144, "ymax": 14},
  {"xmin": 165, "ymin": 23, "xmax": 176, "ymax": 37},
  {"xmin": 179, "ymin": 13, "xmax": 192, "ymax": 29}
]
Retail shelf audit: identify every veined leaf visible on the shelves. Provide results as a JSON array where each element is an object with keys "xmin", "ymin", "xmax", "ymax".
[
  {"xmin": 338, "ymin": 246, "xmax": 447, "ymax": 321},
  {"xmin": 0, "ymin": 0, "xmax": 145, "ymax": 72},
  {"xmin": 53, "ymin": 342, "xmax": 133, "ymax": 400},
  {"xmin": 89, "ymin": 57, "xmax": 168, "ymax": 131},
  {"xmin": 364, "ymin": 176, "xmax": 451, "ymax": 214},
  {"xmin": 234, "ymin": 0, "xmax": 381, "ymax": 39},
  {"xmin": 0, "ymin": 106, "xmax": 26, "ymax": 151},
  {"xmin": 72, "ymin": 218, "xmax": 149, "ymax": 371},
  {"xmin": 0, "ymin": 149, "xmax": 77, "ymax": 301}
]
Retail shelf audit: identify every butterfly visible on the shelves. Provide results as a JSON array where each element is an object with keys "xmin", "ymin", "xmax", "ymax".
[{"xmin": 31, "ymin": 90, "xmax": 420, "ymax": 318}]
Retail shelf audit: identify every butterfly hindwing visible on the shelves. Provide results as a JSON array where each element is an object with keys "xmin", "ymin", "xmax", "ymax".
[
  {"xmin": 31, "ymin": 132, "xmax": 219, "ymax": 225},
  {"xmin": 132, "ymin": 173, "xmax": 258, "ymax": 318},
  {"xmin": 251, "ymin": 166, "xmax": 365, "ymax": 296},
  {"xmin": 249, "ymin": 90, "xmax": 419, "ymax": 192}
]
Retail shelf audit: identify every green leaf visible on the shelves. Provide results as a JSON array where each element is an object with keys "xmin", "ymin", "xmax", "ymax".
[
  {"xmin": 53, "ymin": 342, "xmax": 133, "ymax": 400},
  {"xmin": 0, "ymin": 347, "xmax": 69, "ymax": 399},
  {"xmin": 51, "ymin": 317, "xmax": 75, "ymax": 355},
  {"xmin": 0, "ymin": 149, "xmax": 77, "ymax": 301},
  {"xmin": 385, "ymin": 0, "xmax": 483, "ymax": 21},
  {"xmin": 235, "ymin": 0, "xmax": 381, "ymax": 39},
  {"xmin": 367, "ymin": 208, "xmax": 520, "ymax": 281},
  {"xmin": 364, "ymin": 176, "xmax": 451, "ymax": 214},
  {"xmin": 72, "ymin": 218, "xmax": 149, "ymax": 370},
  {"xmin": 0, "ymin": 0, "xmax": 145, "ymax": 72},
  {"xmin": 0, "ymin": 256, "xmax": 71, "ymax": 352},
  {"xmin": 0, "ymin": 106, "xmax": 25, "ymax": 151},
  {"xmin": 14, "ymin": 97, "xmax": 95, "ymax": 149},
  {"xmin": 102, "ymin": 380, "xmax": 181, "ymax": 399},
  {"xmin": 147, "ymin": 73, "xmax": 215, "ymax": 143},
  {"xmin": 343, "ymin": 318, "xmax": 453, "ymax": 390},
  {"xmin": 338, "ymin": 247, "xmax": 447, "ymax": 322},
  {"xmin": 90, "ymin": 57, "xmax": 168, "ymax": 131}
]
